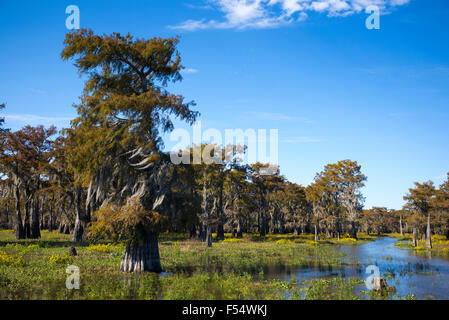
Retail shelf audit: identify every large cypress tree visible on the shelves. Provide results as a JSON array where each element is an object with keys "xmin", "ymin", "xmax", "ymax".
[{"xmin": 62, "ymin": 29, "xmax": 198, "ymax": 272}]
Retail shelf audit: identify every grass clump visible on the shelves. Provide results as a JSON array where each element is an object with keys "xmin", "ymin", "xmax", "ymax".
[
  {"xmin": 222, "ymin": 238, "xmax": 244, "ymax": 243},
  {"xmin": 300, "ymin": 278, "xmax": 364, "ymax": 300},
  {"xmin": 86, "ymin": 243, "xmax": 122, "ymax": 254},
  {"xmin": 49, "ymin": 254, "xmax": 73, "ymax": 265},
  {"xmin": 161, "ymin": 272, "xmax": 284, "ymax": 300},
  {"xmin": 0, "ymin": 230, "xmax": 382, "ymax": 300},
  {"xmin": 0, "ymin": 248, "xmax": 24, "ymax": 266}
]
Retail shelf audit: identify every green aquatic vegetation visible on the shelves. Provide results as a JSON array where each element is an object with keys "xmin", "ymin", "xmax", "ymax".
[
  {"xmin": 160, "ymin": 272, "xmax": 285, "ymax": 300},
  {"xmin": 394, "ymin": 236, "xmax": 449, "ymax": 259},
  {"xmin": 49, "ymin": 254, "xmax": 73, "ymax": 265},
  {"xmin": 0, "ymin": 231, "xmax": 358, "ymax": 299},
  {"xmin": 0, "ymin": 230, "xmax": 428, "ymax": 300},
  {"xmin": 159, "ymin": 239, "xmax": 350, "ymax": 274},
  {"xmin": 300, "ymin": 278, "xmax": 364, "ymax": 300}
]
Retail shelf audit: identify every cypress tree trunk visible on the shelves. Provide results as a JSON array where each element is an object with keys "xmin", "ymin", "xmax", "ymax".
[
  {"xmin": 189, "ymin": 225, "xmax": 196, "ymax": 239},
  {"xmin": 23, "ymin": 201, "xmax": 31, "ymax": 239},
  {"xmin": 236, "ymin": 219, "xmax": 242, "ymax": 238},
  {"xmin": 202, "ymin": 168, "xmax": 212, "ymax": 247},
  {"xmin": 314, "ymin": 225, "xmax": 319, "ymax": 242},
  {"xmin": 30, "ymin": 196, "xmax": 41, "ymax": 239},
  {"xmin": 206, "ymin": 226, "xmax": 212, "ymax": 247},
  {"xmin": 14, "ymin": 189, "xmax": 25, "ymax": 240},
  {"xmin": 15, "ymin": 220, "xmax": 25, "ymax": 240},
  {"xmin": 259, "ymin": 211, "xmax": 266, "ymax": 236},
  {"xmin": 58, "ymin": 222, "xmax": 64, "ymax": 233},
  {"xmin": 351, "ymin": 221, "xmax": 357, "ymax": 240},
  {"xmin": 5, "ymin": 202, "xmax": 9, "ymax": 226},
  {"xmin": 72, "ymin": 187, "xmax": 86, "ymax": 242},
  {"xmin": 216, "ymin": 180, "xmax": 225, "ymax": 240},
  {"xmin": 48, "ymin": 208, "xmax": 53, "ymax": 232},
  {"xmin": 426, "ymin": 213, "xmax": 432, "ymax": 249},
  {"xmin": 120, "ymin": 231, "xmax": 162, "ymax": 273},
  {"xmin": 217, "ymin": 224, "xmax": 224, "ymax": 240},
  {"xmin": 399, "ymin": 215, "xmax": 403, "ymax": 236},
  {"xmin": 72, "ymin": 216, "xmax": 84, "ymax": 242},
  {"xmin": 196, "ymin": 224, "xmax": 205, "ymax": 241},
  {"xmin": 412, "ymin": 228, "xmax": 418, "ymax": 247}
]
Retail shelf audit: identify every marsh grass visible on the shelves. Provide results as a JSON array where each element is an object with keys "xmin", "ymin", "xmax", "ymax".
[
  {"xmin": 0, "ymin": 230, "xmax": 378, "ymax": 300},
  {"xmin": 299, "ymin": 278, "xmax": 364, "ymax": 300},
  {"xmin": 393, "ymin": 233, "xmax": 449, "ymax": 258}
]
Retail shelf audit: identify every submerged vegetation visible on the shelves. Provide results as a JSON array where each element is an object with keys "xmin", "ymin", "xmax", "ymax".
[
  {"xmin": 395, "ymin": 233, "xmax": 449, "ymax": 258},
  {"xmin": 0, "ymin": 230, "xmax": 396, "ymax": 300}
]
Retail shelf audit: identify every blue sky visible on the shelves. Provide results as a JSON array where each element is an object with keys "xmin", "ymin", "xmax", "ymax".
[{"xmin": 1, "ymin": 0, "xmax": 448, "ymax": 209}]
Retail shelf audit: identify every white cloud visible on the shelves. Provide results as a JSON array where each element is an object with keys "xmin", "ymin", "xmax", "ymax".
[
  {"xmin": 3, "ymin": 114, "xmax": 73, "ymax": 129},
  {"xmin": 170, "ymin": 0, "xmax": 410, "ymax": 30},
  {"xmin": 182, "ymin": 68, "xmax": 199, "ymax": 74}
]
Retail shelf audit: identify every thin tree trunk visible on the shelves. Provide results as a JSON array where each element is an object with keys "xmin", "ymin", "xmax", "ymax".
[
  {"xmin": 120, "ymin": 231, "xmax": 162, "ymax": 273},
  {"xmin": 351, "ymin": 221, "xmax": 357, "ymax": 240},
  {"xmin": 48, "ymin": 205, "xmax": 53, "ymax": 232},
  {"xmin": 189, "ymin": 225, "xmax": 196, "ymax": 239},
  {"xmin": 72, "ymin": 188, "xmax": 85, "ymax": 242},
  {"xmin": 412, "ymin": 227, "xmax": 418, "ymax": 247},
  {"xmin": 259, "ymin": 211, "xmax": 266, "ymax": 236},
  {"xmin": 58, "ymin": 221, "xmax": 64, "ymax": 233},
  {"xmin": 30, "ymin": 196, "xmax": 41, "ymax": 239},
  {"xmin": 202, "ymin": 167, "xmax": 212, "ymax": 247},
  {"xmin": 217, "ymin": 224, "xmax": 224, "ymax": 240},
  {"xmin": 216, "ymin": 179, "xmax": 225, "ymax": 240},
  {"xmin": 314, "ymin": 224, "xmax": 319, "ymax": 242},
  {"xmin": 236, "ymin": 219, "xmax": 242, "ymax": 238},
  {"xmin": 5, "ymin": 202, "xmax": 9, "ymax": 225},
  {"xmin": 14, "ymin": 187, "xmax": 25, "ymax": 240},
  {"xmin": 426, "ymin": 213, "xmax": 432, "ymax": 249},
  {"xmin": 206, "ymin": 225, "xmax": 212, "ymax": 247},
  {"xmin": 23, "ymin": 199, "xmax": 31, "ymax": 238},
  {"xmin": 399, "ymin": 214, "xmax": 403, "ymax": 236}
]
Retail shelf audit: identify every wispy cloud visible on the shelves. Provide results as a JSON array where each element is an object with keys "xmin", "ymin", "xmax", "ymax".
[
  {"xmin": 29, "ymin": 88, "xmax": 47, "ymax": 95},
  {"xmin": 184, "ymin": 2, "xmax": 214, "ymax": 10},
  {"xmin": 182, "ymin": 68, "xmax": 199, "ymax": 74},
  {"xmin": 3, "ymin": 114, "xmax": 73, "ymax": 128},
  {"xmin": 282, "ymin": 136, "xmax": 324, "ymax": 143},
  {"xmin": 170, "ymin": 0, "xmax": 410, "ymax": 31},
  {"xmin": 434, "ymin": 173, "xmax": 448, "ymax": 181}
]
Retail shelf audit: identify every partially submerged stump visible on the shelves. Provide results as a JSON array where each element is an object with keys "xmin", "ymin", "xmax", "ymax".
[
  {"xmin": 69, "ymin": 246, "xmax": 77, "ymax": 257},
  {"xmin": 372, "ymin": 277, "xmax": 396, "ymax": 296}
]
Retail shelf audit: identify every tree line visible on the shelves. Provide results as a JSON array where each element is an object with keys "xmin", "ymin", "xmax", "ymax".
[{"xmin": 1, "ymin": 30, "xmax": 448, "ymax": 272}]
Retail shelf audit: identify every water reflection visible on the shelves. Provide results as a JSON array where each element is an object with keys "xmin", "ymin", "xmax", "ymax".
[{"xmin": 263, "ymin": 237, "xmax": 449, "ymax": 299}]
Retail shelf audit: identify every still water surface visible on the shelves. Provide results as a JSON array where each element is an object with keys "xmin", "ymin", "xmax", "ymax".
[{"xmin": 263, "ymin": 237, "xmax": 449, "ymax": 299}]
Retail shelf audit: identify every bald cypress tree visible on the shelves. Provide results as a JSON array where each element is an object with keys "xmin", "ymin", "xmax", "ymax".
[
  {"xmin": 404, "ymin": 181, "xmax": 436, "ymax": 249},
  {"xmin": 0, "ymin": 125, "xmax": 56, "ymax": 239},
  {"xmin": 62, "ymin": 29, "xmax": 198, "ymax": 272}
]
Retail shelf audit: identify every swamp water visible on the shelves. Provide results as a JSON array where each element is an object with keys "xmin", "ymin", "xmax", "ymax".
[{"xmin": 263, "ymin": 237, "xmax": 449, "ymax": 299}]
